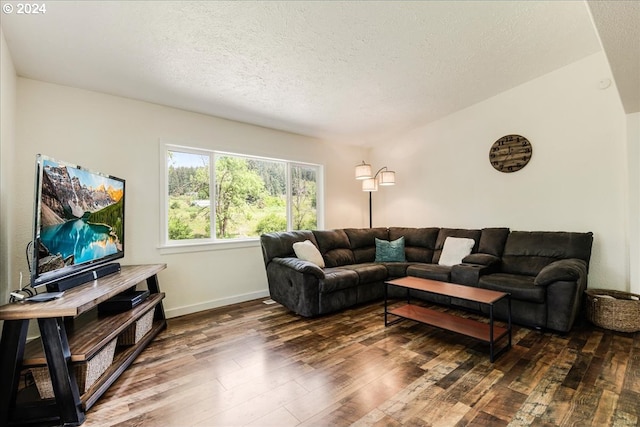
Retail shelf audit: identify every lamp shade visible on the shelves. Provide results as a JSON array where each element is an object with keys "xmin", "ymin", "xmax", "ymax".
[
  {"xmin": 378, "ymin": 170, "xmax": 396, "ymax": 186},
  {"xmin": 362, "ymin": 178, "xmax": 378, "ymax": 192},
  {"xmin": 355, "ymin": 162, "xmax": 372, "ymax": 180}
]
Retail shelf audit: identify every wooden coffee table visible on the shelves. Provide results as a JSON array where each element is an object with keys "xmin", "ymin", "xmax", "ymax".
[{"xmin": 385, "ymin": 276, "xmax": 511, "ymax": 362}]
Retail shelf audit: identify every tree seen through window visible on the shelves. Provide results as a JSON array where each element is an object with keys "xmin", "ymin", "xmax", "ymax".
[{"xmin": 166, "ymin": 148, "xmax": 319, "ymax": 241}]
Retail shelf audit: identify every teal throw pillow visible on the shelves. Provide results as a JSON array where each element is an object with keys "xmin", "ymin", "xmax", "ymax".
[{"xmin": 375, "ymin": 237, "xmax": 406, "ymax": 262}]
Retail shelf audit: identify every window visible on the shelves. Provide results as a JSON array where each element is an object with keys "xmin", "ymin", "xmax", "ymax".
[{"xmin": 161, "ymin": 144, "xmax": 322, "ymax": 247}]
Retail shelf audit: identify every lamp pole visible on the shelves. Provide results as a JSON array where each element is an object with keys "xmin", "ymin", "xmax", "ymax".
[{"xmin": 369, "ymin": 192, "xmax": 373, "ymax": 228}]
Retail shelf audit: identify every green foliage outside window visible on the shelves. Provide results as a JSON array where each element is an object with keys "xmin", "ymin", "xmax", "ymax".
[
  {"xmin": 167, "ymin": 151, "xmax": 211, "ymax": 240},
  {"xmin": 166, "ymin": 148, "xmax": 319, "ymax": 241},
  {"xmin": 291, "ymin": 165, "xmax": 317, "ymax": 230},
  {"xmin": 215, "ymin": 156, "xmax": 270, "ymax": 238}
]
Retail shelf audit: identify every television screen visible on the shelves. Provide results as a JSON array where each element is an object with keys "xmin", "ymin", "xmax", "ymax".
[{"xmin": 31, "ymin": 154, "xmax": 125, "ymax": 289}]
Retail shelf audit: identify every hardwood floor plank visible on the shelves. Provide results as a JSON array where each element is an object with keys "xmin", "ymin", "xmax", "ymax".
[
  {"xmin": 310, "ymin": 367, "xmax": 416, "ymax": 425},
  {"xmin": 472, "ymin": 385, "xmax": 528, "ymax": 423},
  {"xmin": 615, "ymin": 389, "xmax": 640, "ymax": 419},
  {"xmin": 431, "ymin": 401, "xmax": 472, "ymax": 426},
  {"xmin": 367, "ymin": 374, "xmax": 445, "ymax": 423},
  {"xmin": 563, "ymin": 381, "xmax": 603, "ymax": 426},
  {"xmin": 581, "ymin": 329, "xmax": 604, "ymax": 354},
  {"xmin": 458, "ymin": 367, "xmax": 504, "ymax": 408},
  {"xmin": 596, "ymin": 335, "xmax": 632, "ymax": 394},
  {"xmin": 508, "ymin": 335, "xmax": 571, "ymax": 396},
  {"xmin": 536, "ymin": 384, "xmax": 575, "ymax": 425},
  {"xmin": 512, "ymin": 346, "xmax": 577, "ymax": 424},
  {"xmin": 351, "ymin": 408, "xmax": 401, "ymax": 427},
  {"xmin": 68, "ymin": 298, "xmax": 639, "ymax": 427},
  {"xmin": 246, "ymin": 406, "xmax": 300, "ymax": 427},
  {"xmin": 623, "ymin": 343, "xmax": 640, "ymax": 394},
  {"xmin": 591, "ymin": 388, "xmax": 618, "ymax": 427},
  {"xmin": 562, "ymin": 351, "xmax": 593, "ymax": 390},
  {"xmin": 457, "ymin": 409, "xmax": 509, "ymax": 426},
  {"xmin": 194, "ymin": 379, "xmax": 309, "ymax": 426}
]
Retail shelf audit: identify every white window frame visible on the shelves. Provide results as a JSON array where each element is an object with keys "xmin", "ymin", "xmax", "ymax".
[{"xmin": 159, "ymin": 142, "xmax": 324, "ymax": 253}]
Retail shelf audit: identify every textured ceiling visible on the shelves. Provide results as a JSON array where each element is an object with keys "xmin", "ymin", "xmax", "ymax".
[{"xmin": 1, "ymin": 1, "xmax": 610, "ymax": 145}]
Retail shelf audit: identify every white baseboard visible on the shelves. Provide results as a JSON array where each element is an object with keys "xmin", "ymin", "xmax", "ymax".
[{"xmin": 164, "ymin": 289, "xmax": 271, "ymax": 319}]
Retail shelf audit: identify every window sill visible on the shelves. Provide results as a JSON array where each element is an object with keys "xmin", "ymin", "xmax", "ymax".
[{"xmin": 158, "ymin": 238, "xmax": 260, "ymax": 255}]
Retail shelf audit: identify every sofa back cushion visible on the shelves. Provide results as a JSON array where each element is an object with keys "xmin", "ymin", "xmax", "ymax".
[
  {"xmin": 501, "ymin": 231, "xmax": 594, "ymax": 276},
  {"xmin": 313, "ymin": 229, "xmax": 356, "ymax": 267},
  {"xmin": 389, "ymin": 227, "xmax": 439, "ymax": 263},
  {"xmin": 260, "ymin": 230, "xmax": 317, "ymax": 266},
  {"xmin": 432, "ymin": 228, "xmax": 481, "ymax": 264},
  {"xmin": 478, "ymin": 228, "xmax": 510, "ymax": 257},
  {"xmin": 344, "ymin": 228, "xmax": 389, "ymax": 263}
]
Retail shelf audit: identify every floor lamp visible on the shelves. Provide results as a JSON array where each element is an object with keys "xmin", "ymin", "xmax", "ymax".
[{"xmin": 355, "ymin": 161, "xmax": 396, "ymax": 228}]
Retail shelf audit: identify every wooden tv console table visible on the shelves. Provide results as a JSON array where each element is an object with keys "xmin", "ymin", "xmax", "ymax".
[
  {"xmin": 385, "ymin": 276, "xmax": 511, "ymax": 362},
  {"xmin": 0, "ymin": 264, "xmax": 167, "ymax": 426}
]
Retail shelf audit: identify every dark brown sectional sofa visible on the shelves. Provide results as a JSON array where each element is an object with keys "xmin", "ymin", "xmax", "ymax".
[{"xmin": 259, "ymin": 227, "xmax": 593, "ymax": 332}]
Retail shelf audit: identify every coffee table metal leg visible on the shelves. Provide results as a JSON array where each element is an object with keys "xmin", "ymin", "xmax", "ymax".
[
  {"xmin": 508, "ymin": 295, "xmax": 512, "ymax": 348},
  {"xmin": 384, "ymin": 283, "xmax": 388, "ymax": 326},
  {"xmin": 489, "ymin": 304, "xmax": 495, "ymax": 362}
]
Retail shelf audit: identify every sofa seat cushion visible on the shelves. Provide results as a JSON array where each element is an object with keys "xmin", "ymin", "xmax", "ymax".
[
  {"xmin": 339, "ymin": 263, "xmax": 388, "ymax": 284},
  {"xmin": 478, "ymin": 273, "xmax": 545, "ymax": 303},
  {"xmin": 382, "ymin": 262, "xmax": 414, "ymax": 278},
  {"xmin": 406, "ymin": 263, "xmax": 452, "ymax": 282},
  {"xmin": 318, "ymin": 268, "xmax": 360, "ymax": 293}
]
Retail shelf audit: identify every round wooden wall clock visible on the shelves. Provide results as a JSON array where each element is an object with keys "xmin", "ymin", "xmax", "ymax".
[{"xmin": 489, "ymin": 134, "xmax": 532, "ymax": 173}]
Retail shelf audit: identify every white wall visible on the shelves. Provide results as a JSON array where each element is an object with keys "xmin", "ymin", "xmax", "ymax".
[
  {"xmin": 12, "ymin": 78, "xmax": 366, "ymax": 317},
  {"xmin": 0, "ymin": 27, "xmax": 17, "ymax": 305},
  {"xmin": 372, "ymin": 52, "xmax": 628, "ymax": 292}
]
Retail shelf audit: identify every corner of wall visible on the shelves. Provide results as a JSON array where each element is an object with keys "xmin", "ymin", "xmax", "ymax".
[
  {"xmin": 1, "ymin": 27, "xmax": 18, "ymax": 304},
  {"xmin": 628, "ymin": 112, "xmax": 640, "ymax": 294}
]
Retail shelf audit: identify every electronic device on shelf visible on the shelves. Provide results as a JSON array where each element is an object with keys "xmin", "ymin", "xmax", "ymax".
[
  {"xmin": 29, "ymin": 154, "xmax": 126, "ymax": 292},
  {"xmin": 98, "ymin": 289, "xmax": 150, "ymax": 314}
]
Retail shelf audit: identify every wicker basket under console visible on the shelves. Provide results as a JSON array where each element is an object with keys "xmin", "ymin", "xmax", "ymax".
[
  {"xmin": 117, "ymin": 308, "xmax": 155, "ymax": 346},
  {"xmin": 31, "ymin": 338, "xmax": 117, "ymax": 399}
]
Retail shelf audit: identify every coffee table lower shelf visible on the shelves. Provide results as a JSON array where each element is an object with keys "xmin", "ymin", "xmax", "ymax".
[
  {"xmin": 388, "ymin": 304, "xmax": 509, "ymax": 343},
  {"xmin": 384, "ymin": 277, "xmax": 512, "ymax": 362}
]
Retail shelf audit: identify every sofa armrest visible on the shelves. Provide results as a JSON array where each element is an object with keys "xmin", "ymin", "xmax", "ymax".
[
  {"xmin": 462, "ymin": 253, "xmax": 500, "ymax": 266},
  {"xmin": 534, "ymin": 259, "xmax": 587, "ymax": 287},
  {"xmin": 266, "ymin": 258, "xmax": 322, "ymax": 317},
  {"xmin": 272, "ymin": 257, "xmax": 325, "ymax": 279},
  {"xmin": 451, "ymin": 263, "xmax": 495, "ymax": 286},
  {"xmin": 543, "ymin": 260, "xmax": 589, "ymax": 332}
]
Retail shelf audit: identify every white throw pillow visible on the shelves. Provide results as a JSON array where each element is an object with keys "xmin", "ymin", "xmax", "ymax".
[
  {"xmin": 438, "ymin": 237, "xmax": 475, "ymax": 266},
  {"xmin": 293, "ymin": 240, "xmax": 325, "ymax": 268}
]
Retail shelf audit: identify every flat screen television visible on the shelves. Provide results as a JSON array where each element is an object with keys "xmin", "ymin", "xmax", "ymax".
[{"xmin": 30, "ymin": 154, "xmax": 125, "ymax": 290}]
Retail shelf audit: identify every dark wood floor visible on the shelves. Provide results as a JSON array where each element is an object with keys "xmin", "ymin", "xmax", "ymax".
[{"xmin": 84, "ymin": 298, "xmax": 639, "ymax": 426}]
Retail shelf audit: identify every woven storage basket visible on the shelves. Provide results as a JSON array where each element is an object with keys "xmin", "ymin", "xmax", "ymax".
[
  {"xmin": 117, "ymin": 308, "xmax": 154, "ymax": 346},
  {"xmin": 585, "ymin": 289, "xmax": 640, "ymax": 333},
  {"xmin": 31, "ymin": 338, "xmax": 117, "ymax": 399}
]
